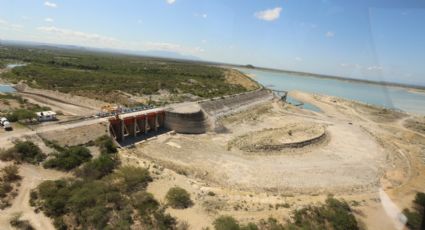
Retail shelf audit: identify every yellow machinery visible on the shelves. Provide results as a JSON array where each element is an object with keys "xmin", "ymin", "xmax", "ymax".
[{"xmin": 101, "ymin": 104, "xmax": 119, "ymax": 113}]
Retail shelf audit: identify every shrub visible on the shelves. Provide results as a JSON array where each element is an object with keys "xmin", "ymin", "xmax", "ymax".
[
  {"xmin": 165, "ymin": 187, "xmax": 193, "ymax": 209},
  {"xmin": 0, "ymin": 141, "xmax": 45, "ymax": 164},
  {"xmin": 0, "ymin": 182, "xmax": 13, "ymax": 198},
  {"xmin": 213, "ymin": 216, "xmax": 240, "ymax": 230},
  {"xmin": 290, "ymin": 196, "xmax": 358, "ymax": 230},
  {"xmin": 1, "ymin": 165, "xmax": 21, "ymax": 182},
  {"xmin": 132, "ymin": 191, "xmax": 159, "ymax": 215},
  {"xmin": 9, "ymin": 213, "xmax": 35, "ymax": 230},
  {"xmin": 111, "ymin": 166, "xmax": 152, "ymax": 192},
  {"xmin": 258, "ymin": 217, "xmax": 284, "ymax": 230},
  {"xmin": 43, "ymin": 146, "xmax": 92, "ymax": 171},
  {"xmin": 404, "ymin": 192, "xmax": 425, "ymax": 230},
  {"xmin": 96, "ymin": 135, "xmax": 118, "ymax": 154},
  {"xmin": 240, "ymin": 223, "xmax": 259, "ymax": 230},
  {"xmin": 6, "ymin": 109, "xmax": 36, "ymax": 122},
  {"xmin": 75, "ymin": 154, "xmax": 118, "ymax": 180}
]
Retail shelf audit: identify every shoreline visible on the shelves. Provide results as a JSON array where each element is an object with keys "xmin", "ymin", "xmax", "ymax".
[{"xmin": 234, "ymin": 66, "xmax": 425, "ymax": 92}]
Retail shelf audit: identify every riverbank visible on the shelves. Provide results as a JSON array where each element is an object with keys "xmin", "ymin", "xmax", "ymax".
[{"xmin": 238, "ymin": 67, "xmax": 425, "ymax": 115}]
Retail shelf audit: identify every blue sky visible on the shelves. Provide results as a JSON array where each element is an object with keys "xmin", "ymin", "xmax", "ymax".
[{"xmin": 0, "ymin": 0, "xmax": 424, "ymax": 85}]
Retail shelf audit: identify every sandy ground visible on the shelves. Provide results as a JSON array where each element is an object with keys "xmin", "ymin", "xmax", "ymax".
[
  {"xmin": 0, "ymin": 163, "xmax": 69, "ymax": 230},
  {"xmin": 137, "ymin": 103, "xmax": 387, "ymax": 193},
  {"xmin": 0, "ymin": 87, "xmax": 424, "ymax": 229},
  {"xmin": 126, "ymin": 90, "xmax": 425, "ymax": 229}
]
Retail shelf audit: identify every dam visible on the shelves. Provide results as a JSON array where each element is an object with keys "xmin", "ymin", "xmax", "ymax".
[{"xmin": 108, "ymin": 88, "xmax": 275, "ymax": 144}]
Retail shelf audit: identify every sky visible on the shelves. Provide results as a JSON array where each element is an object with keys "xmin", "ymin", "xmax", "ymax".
[{"xmin": 0, "ymin": 0, "xmax": 425, "ymax": 85}]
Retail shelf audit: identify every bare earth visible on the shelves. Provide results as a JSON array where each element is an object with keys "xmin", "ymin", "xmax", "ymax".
[
  {"xmin": 127, "ymin": 90, "xmax": 425, "ymax": 229},
  {"xmin": 1, "ymin": 89, "xmax": 424, "ymax": 229},
  {"xmin": 0, "ymin": 163, "xmax": 69, "ymax": 230}
]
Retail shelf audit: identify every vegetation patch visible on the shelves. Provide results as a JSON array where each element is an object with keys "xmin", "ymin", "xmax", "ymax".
[
  {"xmin": 403, "ymin": 192, "xmax": 425, "ymax": 230},
  {"xmin": 43, "ymin": 146, "xmax": 92, "ymax": 171},
  {"xmin": 404, "ymin": 117, "xmax": 425, "ymax": 135},
  {"xmin": 0, "ymin": 46, "xmax": 250, "ymax": 105},
  {"xmin": 9, "ymin": 213, "xmax": 35, "ymax": 230},
  {"xmin": 0, "ymin": 165, "xmax": 21, "ymax": 209},
  {"xmin": 165, "ymin": 186, "xmax": 193, "ymax": 209},
  {"xmin": 0, "ymin": 141, "xmax": 46, "ymax": 164},
  {"xmin": 31, "ymin": 166, "xmax": 176, "ymax": 230},
  {"xmin": 212, "ymin": 196, "xmax": 359, "ymax": 230},
  {"xmin": 0, "ymin": 93, "xmax": 51, "ymax": 123}
]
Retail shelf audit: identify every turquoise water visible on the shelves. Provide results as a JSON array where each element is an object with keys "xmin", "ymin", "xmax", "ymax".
[
  {"xmin": 239, "ymin": 68, "xmax": 425, "ymax": 115},
  {"xmin": 0, "ymin": 85, "xmax": 16, "ymax": 93},
  {"xmin": 286, "ymin": 96, "xmax": 321, "ymax": 112}
]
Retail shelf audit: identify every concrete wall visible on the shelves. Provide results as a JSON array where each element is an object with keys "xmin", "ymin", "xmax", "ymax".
[
  {"xmin": 164, "ymin": 109, "xmax": 210, "ymax": 134},
  {"xmin": 199, "ymin": 89, "xmax": 273, "ymax": 118}
]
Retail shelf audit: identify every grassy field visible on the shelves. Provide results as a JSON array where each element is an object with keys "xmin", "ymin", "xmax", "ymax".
[{"xmin": 0, "ymin": 45, "xmax": 250, "ymax": 104}]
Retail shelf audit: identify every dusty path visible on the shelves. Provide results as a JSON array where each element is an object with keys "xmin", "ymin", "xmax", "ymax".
[
  {"xmin": 18, "ymin": 92, "xmax": 89, "ymax": 116},
  {"xmin": 0, "ymin": 164, "xmax": 69, "ymax": 230}
]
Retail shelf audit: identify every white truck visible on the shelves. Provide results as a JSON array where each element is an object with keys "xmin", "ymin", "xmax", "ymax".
[{"xmin": 1, "ymin": 117, "xmax": 13, "ymax": 131}]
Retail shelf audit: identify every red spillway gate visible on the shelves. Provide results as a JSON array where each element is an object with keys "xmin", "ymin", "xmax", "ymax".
[{"xmin": 108, "ymin": 110, "xmax": 165, "ymax": 142}]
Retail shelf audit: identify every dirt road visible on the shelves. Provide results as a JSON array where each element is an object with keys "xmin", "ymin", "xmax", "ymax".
[{"xmin": 0, "ymin": 164, "xmax": 69, "ymax": 230}]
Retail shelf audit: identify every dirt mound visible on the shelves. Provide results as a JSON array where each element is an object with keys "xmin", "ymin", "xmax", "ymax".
[{"xmin": 229, "ymin": 123, "xmax": 326, "ymax": 152}]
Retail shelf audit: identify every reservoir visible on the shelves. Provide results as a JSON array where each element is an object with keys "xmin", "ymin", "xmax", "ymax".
[
  {"xmin": 239, "ymin": 68, "xmax": 425, "ymax": 115},
  {"xmin": 0, "ymin": 85, "xmax": 16, "ymax": 93}
]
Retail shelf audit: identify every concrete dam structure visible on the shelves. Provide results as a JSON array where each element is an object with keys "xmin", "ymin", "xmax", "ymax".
[
  {"xmin": 108, "ymin": 109, "xmax": 165, "ymax": 142},
  {"xmin": 108, "ymin": 89, "xmax": 274, "ymax": 142},
  {"xmin": 199, "ymin": 88, "xmax": 274, "ymax": 118},
  {"xmin": 164, "ymin": 103, "xmax": 210, "ymax": 134}
]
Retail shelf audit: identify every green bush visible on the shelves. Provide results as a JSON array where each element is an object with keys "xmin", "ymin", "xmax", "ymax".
[
  {"xmin": 110, "ymin": 166, "xmax": 152, "ymax": 192},
  {"xmin": 290, "ymin": 196, "xmax": 358, "ymax": 230},
  {"xmin": 32, "ymin": 164, "xmax": 175, "ymax": 230},
  {"xmin": 240, "ymin": 223, "xmax": 259, "ymax": 230},
  {"xmin": 213, "ymin": 216, "xmax": 240, "ymax": 230},
  {"xmin": 75, "ymin": 154, "xmax": 118, "ymax": 180},
  {"xmin": 43, "ymin": 146, "xmax": 92, "ymax": 171},
  {"xmin": 0, "ymin": 141, "xmax": 45, "ymax": 164},
  {"xmin": 6, "ymin": 109, "xmax": 36, "ymax": 122},
  {"xmin": 165, "ymin": 187, "xmax": 193, "ymax": 209},
  {"xmin": 404, "ymin": 192, "xmax": 425, "ymax": 230},
  {"xmin": 96, "ymin": 135, "xmax": 118, "ymax": 154},
  {"xmin": 132, "ymin": 191, "xmax": 159, "ymax": 215}
]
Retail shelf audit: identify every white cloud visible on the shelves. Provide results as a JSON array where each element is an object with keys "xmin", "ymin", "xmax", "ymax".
[
  {"xmin": 37, "ymin": 26, "xmax": 120, "ymax": 48},
  {"xmin": 194, "ymin": 13, "xmax": 208, "ymax": 19},
  {"xmin": 166, "ymin": 0, "xmax": 176, "ymax": 4},
  {"xmin": 340, "ymin": 63, "xmax": 383, "ymax": 72},
  {"xmin": 44, "ymin": 18, "xmax": 54, "ymax": 23},
  {"xmin": 254, "ymin": 7, "xmax": 282, "ymax": 21},
  {"xmin": 295, "ymin": 57, "xmax": 303, "ymax": 62},
  {"xmin": 34, "ymin": 26, "xmax": 203, "ymax": 56},
  {"xmin": 0, "ymin": 19, "xmax": 23, "ymax": 31},
  {"xmin": 145, "ymin": 42, "xmax": 204, "ymax": 54},
  {"xmin": 201, "ymin": 39, "xmax": 207, "ymax": 44},
  {"xmin": 367, "ymin": 65, "xmax": 383, "ymax": 71},
  {"xmin": 44, "ymin": 1, "xmax": 57, "ymax": 8},
  {"xmin": 325, "ymin": 31, "xmax": 335, "ymax": 37}
]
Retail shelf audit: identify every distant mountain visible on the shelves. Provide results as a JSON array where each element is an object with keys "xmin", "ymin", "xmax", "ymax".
[{"xmin": 0, "ymin": 39, "xmax": 202, "ymax": 62}]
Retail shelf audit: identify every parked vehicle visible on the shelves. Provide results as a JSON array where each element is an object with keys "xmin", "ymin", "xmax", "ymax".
[
  {"xmin": 0, "ymin": 117, "xmax": 8, "ymax": 125},
  {"xmin": 2, "ymin": 121, "xmax": 12, "ymax": 131}
]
